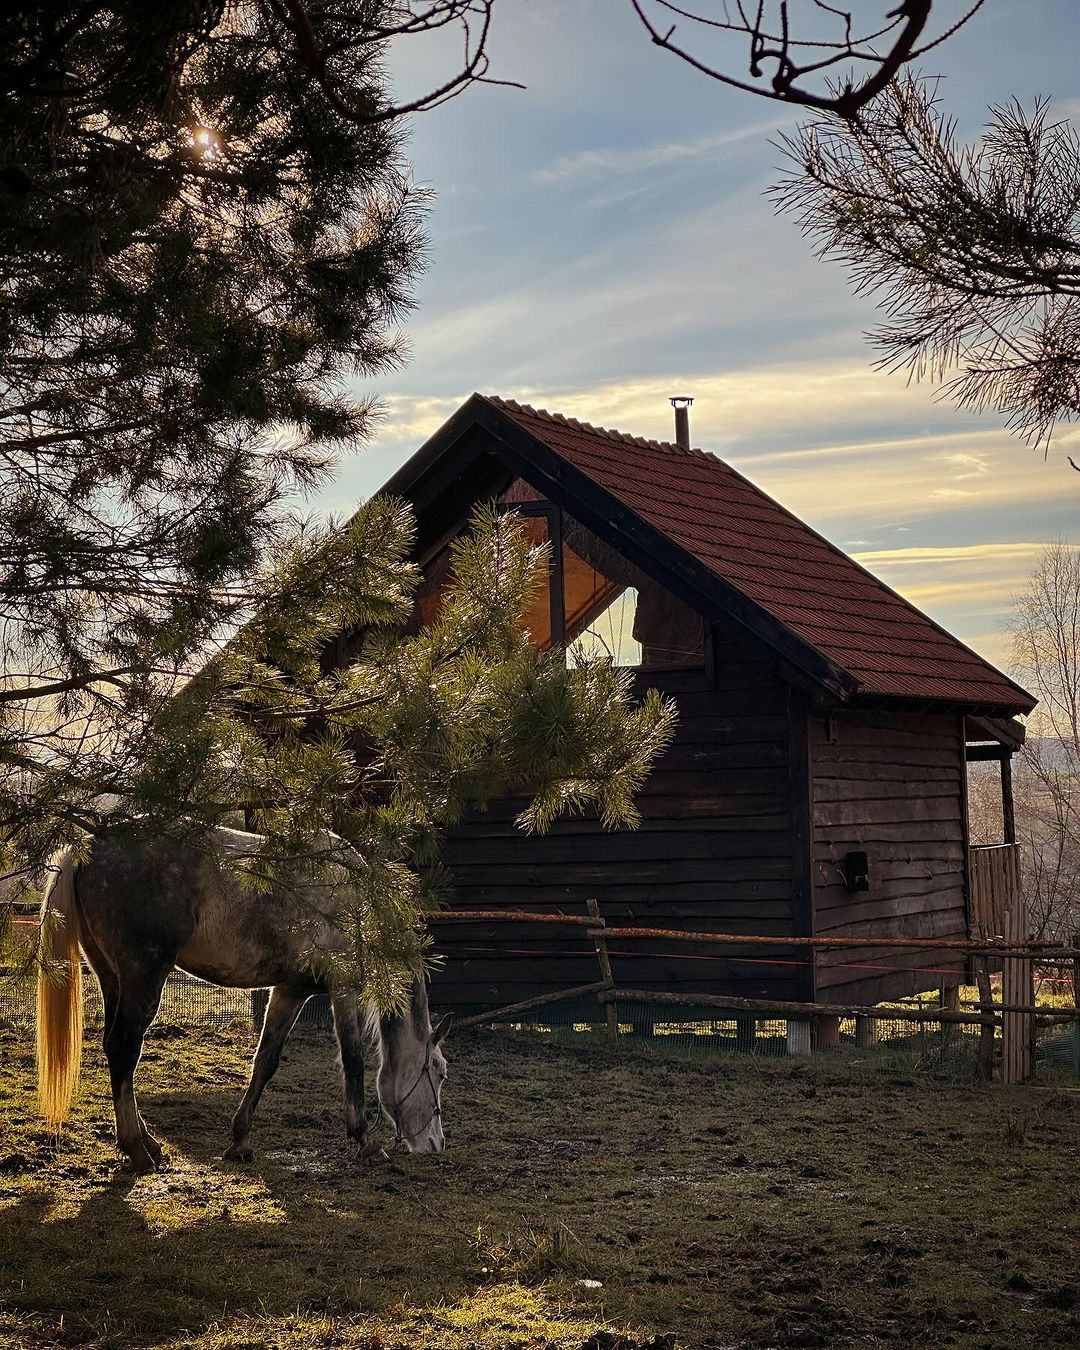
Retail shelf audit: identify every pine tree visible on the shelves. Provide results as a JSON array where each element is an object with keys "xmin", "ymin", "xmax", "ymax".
[
  {"xmin": 0, "ymin": 4, "xmax": 675, "ymax": 1000},
  {"xmin": 773, "ymin": 78, "xmax": 1080, "ymax": 453}
]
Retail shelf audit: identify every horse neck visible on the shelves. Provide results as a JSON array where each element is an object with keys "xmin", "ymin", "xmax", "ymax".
[{"xmin": 376, "ymin": 978, "xmax": 428, "ymax": 1081}]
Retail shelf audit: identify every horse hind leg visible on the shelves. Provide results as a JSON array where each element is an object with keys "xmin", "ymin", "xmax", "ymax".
[
  {"xmin": 104, "ymin": 964, "xmax": 171, "ymax": 1173},
  {"xmin": 79, "ymin": 924, "xmax": 119, "ymax": 1043},
  {"xmin": 225, "ymin": 985, "xmax": 309, "ymax": 1163},
  {"xmin": 82, "ymin": 937, "xmax": 164, "ymax": 1164}
]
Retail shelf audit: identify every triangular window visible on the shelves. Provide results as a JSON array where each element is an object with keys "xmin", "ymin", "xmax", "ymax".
[{"xmin": 414, "ymin": 480, "xmax": 704, "ymax": 670}]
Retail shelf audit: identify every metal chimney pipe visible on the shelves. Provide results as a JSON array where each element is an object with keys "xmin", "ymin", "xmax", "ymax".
[{"xmin": 670, "ymin": 396, "xmax": 693, "ymax": 450}]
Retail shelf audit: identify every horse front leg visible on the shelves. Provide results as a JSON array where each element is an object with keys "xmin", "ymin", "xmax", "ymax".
[
  {"xmin": 225, "ymin": 985, "xmax": 308, "ymax": 1162},
  {"xmin": 332, "ymin": 993, "xmax": 382, "ymax": 1159}
]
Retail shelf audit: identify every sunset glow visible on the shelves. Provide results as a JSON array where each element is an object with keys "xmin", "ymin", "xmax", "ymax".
[{"xmin": 327, "ymin": 2, "xmax": 1080, "ymax": 681}]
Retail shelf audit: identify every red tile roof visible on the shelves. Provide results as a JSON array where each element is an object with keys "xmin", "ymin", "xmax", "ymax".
[{"xmin": 485, "ymin": 396, "xmax": 1034, "ymax": 714}]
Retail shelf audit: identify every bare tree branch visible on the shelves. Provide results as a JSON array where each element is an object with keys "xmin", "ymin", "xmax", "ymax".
[
  {"xmin": 273, "ymin": 0, "xmax": 523, "ymax": 125},
  {"xmin": 630, "ymin": 1, "xmax": 985, "ymax": 118}
]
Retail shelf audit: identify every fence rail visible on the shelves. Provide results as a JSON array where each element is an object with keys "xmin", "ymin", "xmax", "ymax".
[
  {"xmin": 5, "ymin": 902, "xmax": 1077, "ymax": 1083},
  {"xmin": 428, "ymin": 908, "xmax": 1080, "ymax": 957},
  {"xmin": 433, "ymin": 904, "xmax": 1080, "ymax": 1083}
]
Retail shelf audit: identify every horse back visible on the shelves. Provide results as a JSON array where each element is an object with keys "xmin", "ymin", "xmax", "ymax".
[{"xmin": 75, "ymin": 828, "xmax": 318, "ymax": 990}]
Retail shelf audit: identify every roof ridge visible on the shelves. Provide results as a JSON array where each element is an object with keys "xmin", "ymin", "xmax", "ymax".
[{"xmin": 486, "ymin": 393, "xmax": 714, "ymax": 460}]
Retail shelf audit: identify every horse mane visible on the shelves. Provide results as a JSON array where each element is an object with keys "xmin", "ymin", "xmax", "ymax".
[{"xmin": 361, "ymin": 1002, "xmax": 383, "ymax": 1062}]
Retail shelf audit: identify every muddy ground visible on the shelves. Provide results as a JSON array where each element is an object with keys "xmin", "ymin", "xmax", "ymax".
[{"xmin": 0, "ymin": 1019, "xmax": 1077, "ymax": 1349}]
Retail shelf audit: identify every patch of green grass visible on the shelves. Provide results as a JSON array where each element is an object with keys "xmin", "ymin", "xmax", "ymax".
[{"xmin": 1, "ymin": 1018, "xmax": 1079, "ymax": 1348}]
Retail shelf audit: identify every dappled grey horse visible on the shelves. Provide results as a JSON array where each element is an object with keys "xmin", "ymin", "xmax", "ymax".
[{"xmin": 36, "ymin": 826, "xmax": 449, "ymax": 1173}]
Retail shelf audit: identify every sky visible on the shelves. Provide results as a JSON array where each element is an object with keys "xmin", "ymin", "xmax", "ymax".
[{"xmin": 324, "ymin": 0, "xmax": 1080, "ymax": 673}]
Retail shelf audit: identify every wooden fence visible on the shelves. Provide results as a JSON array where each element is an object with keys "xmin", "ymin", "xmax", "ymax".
[{"xmin": 431, "ymin": 905, "xmax": 1079, "ymax": 1085}]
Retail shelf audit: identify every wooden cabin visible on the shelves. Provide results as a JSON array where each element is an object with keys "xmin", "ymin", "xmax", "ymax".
[{"xmin": 331, "ymin": 394, "xmax": 1036, "ymax": 1014}]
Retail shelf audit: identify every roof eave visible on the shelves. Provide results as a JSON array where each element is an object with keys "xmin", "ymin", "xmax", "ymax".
[{"xmin": 850, "ymin": 692, "xmax": 1035, "ymax": 722}]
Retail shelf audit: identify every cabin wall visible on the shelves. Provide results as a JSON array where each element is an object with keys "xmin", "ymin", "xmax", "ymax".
[
  {"xmin": 432, "ymin": 621, "xmax": 805, "ymax": 1012},
  {"xmin": 810, "ymin": 709, "xmax": 968, "ymax": 1004}
]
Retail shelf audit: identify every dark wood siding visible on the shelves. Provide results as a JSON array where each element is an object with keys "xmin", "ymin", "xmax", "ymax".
[
  {"xmin": 810, "ymin": 710, "xmax": 968, "ymax": 1004},
  {"xmin": 430, "ymin": 623, "xmax": 801, "ymax": 1011}
]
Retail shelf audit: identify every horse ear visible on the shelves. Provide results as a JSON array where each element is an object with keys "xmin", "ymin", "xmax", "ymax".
[{"xmin": 432, "ymin": 1013, "xmax": 453, "ymax": 1045}]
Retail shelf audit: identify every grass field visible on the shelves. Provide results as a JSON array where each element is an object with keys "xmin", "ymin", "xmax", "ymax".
[{"xmin": 1, "ymin": 1018, "xmax": 1078, "ymax": 1349}]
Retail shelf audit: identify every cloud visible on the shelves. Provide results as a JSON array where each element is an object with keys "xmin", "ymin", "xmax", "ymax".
[
  {"xmin": 485, "ymin": 361, "xmax": 956, "ymax": 451},
  {"xmin": 533, "ymin": 119, "xmax": 791, "ymax": 185},
  {"xmin": 938, "ymin": 452, "xmax": 991, "ymax": 479},
  {"xmin": 852, "ymin": 543, "xmax": 1054, "ymax": 569},
  {"xmin": 351, "ymin": 359, "xmax": 1079, "ymax": 535},
  {"xmin": 847, "ymin": 542, "xmax": 1057, "ymax": 662},
  {"xmin": 1055, "ymin": 97, "xmax": 1080, "ymax": 123}
]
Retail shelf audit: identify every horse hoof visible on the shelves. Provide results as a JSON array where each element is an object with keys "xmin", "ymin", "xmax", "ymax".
[
  {"xmin": 122, "ymin": 1148, "xmax": 159, "ymax": 1175},
  {"xmin": 359, "ymin": 1141, "xmax": 388, "ymax": 1163},
  {"xmin": 223, "ymin": 1144, "xmax": 254, "ymax": 1163}
]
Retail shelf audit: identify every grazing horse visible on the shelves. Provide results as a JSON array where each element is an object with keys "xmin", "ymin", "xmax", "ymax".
[{"xmin": 35, "ymin": 826, "xmax": 450, "ymax": 1173}]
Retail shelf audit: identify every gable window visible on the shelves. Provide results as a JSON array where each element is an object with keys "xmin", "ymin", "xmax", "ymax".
[
  {"xmin": 561, "ymin": 515, "xmax": 704, "ymax": 668},
  {"xmin": 415, "ymin": 480, "xmax": 704, "ymax": 670}
]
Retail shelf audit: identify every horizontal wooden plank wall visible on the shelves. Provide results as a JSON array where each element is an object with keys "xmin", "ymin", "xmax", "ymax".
[
  {"xmin": 810, "ymin": 709, "xmax": 968, "ymax": 1005},
  {"xmin": 431, "ymin": 624, "xmax": 800, "ymax": 1012}
]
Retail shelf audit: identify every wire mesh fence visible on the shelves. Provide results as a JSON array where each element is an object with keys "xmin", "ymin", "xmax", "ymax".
[
  {"xmin": 469, "ymin": 999, "xmax": 981, "ymax": 1070},
  {"xmin": 463, "ymin": 992, "xmax": 1080, "ymax": 1081},
  {"xmin": 0, "ymin": 966, "xmax": 256, "ymax": 1034},
  {"xmin": 434, "ymin": 906, "xmax": 1080, "ymax": 1083},
  {"xmin": 2, "ymin": 971, "xmax": 1077, "ymax": 1081}
]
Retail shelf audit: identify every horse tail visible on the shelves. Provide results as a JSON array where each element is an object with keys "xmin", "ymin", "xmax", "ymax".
[{"xmin": 36, "ymin": 848, "xmax": 84, "ymax": 1128}]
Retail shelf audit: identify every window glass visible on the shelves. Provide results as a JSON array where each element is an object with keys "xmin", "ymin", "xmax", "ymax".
[
  {"xmin": 562, "ymin": 515, "xmax": 704, "ymax": 668},
  {"xmin": 514, "ymin": 513, "xmax": 554, "ymax": 650},
  {"xmin": 499, "ymin": 477, "xmax": 548, "ymax": 505},
  {"xmin": 414, "ymin": 545, "xmax": 452, "ymax": 630},
  {"xmin": 567, "ymin": 586, "xmax": 642, "ymax": 666},
  {"xmin": 413, "ymin": 487, "xmax": 703, "ymax": 669},
  {"xmin": 414, "ymin": 504, "xmax": 553, "ymax": 650}
]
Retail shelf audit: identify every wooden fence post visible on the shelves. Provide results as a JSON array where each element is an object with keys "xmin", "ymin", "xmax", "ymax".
[
  {"xmin": 786, "ymin": 1020, "xmax": 812, "ymax": 1056},
  {"xmin": 975, "ymin": 961, "xmax": 996, "ymax": 1081},
  {"xmin": 940, "ymin": 984, "xmax": 960, "ymax": 1049},
  {"xmin": 1001, "ymin": 900, "xmax": 1033, "ymax": 1085},
  {"xmin": 588, "ymin": 898, "xmax": 619, "ymax": 1041}
]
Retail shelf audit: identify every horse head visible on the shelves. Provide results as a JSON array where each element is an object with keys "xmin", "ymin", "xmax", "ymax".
[{"xmin": 377, "ymin": 979, "xmax": 451, "ymax": 1152}]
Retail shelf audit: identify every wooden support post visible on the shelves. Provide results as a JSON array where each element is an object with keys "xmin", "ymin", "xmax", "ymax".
[
  {"xmin": 854, "ymin": 1015, "xmax": 877, "ymax": 1049},
  {"xmin": 815, "ymin": 1015, "xmax": 841, "ymax": 1050},
  {"xmin": 941, "ymin": 984, "xmax": 960, "ymax": 1048},
  {"xmin": 588, "ymin": 898, "xmax": 619, "ymax": 1041},
  {"xmin": 1001, "ymin": 905, "xmax": 1033, "ymax": 1085},
  {"xmin": 735, "ymin": 1015, "xmax": 757, "ymax": 1054},
  {"xmin": 786, "ymin": 1020, "xmax": 812, "ymax": 1056},
  {"xmin": 1073, "ymin": 933, "xmax": 1080, "ymax": 1011},
  {"xmin": 1073, "ymin": 932, "xmax": 1080, "ymax": 1078},
  {"xmin": 975, "ymin": 962, "xmax": 996, "ymax": 1081},
  {"xmin": 1000, "ymin": 755, "xmax": 1016, "ymax": 845}
]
